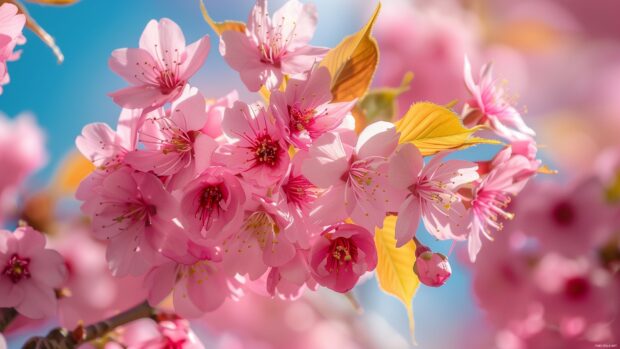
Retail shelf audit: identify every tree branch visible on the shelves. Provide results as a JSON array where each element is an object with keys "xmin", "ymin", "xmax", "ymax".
[{"xmin": 0, "ymin": 308, "xmax": 18, "ymax": 332}]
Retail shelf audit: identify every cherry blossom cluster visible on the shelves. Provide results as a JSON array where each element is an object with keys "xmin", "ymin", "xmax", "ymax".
[
  {"xmin": 74, "ymin": 0, "xmax": 542, "ymax": 318},
  {"xmin": 0, "ymin": 2, "xmax": 25, "ymax": 95}
]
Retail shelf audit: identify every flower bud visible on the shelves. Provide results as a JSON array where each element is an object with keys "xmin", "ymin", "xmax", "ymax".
[{"xmin": 413, "ymin": 251, "xmax": 452, "ymax": 287}]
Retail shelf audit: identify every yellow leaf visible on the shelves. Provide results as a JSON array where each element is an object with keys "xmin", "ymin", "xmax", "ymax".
[
  {"xmin": 358, "ymin": 72, "xmax": 413, "ymax": 123},
  {"xmin": 319, "ymin": 4, "xmax": 381, "ymax": 103},
  {"xmin": 395, "ymin": 102, "xmax": 499, "ymax": 156},
  {"xmin": 51, "ymin": 151, "xmax": 95, "ymax": 196},
  {"xmin": 199, "ymin": 0, "xmax": 245, "ymax": 35},
  {"xmin": 374, "ymin": 216, "xmax": 419, "ymax": 344}
]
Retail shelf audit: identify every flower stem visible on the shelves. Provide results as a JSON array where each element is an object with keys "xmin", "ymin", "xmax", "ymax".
[{"xmin": 22, "ymin": 300, "xmax": 156, "ymax": 349}]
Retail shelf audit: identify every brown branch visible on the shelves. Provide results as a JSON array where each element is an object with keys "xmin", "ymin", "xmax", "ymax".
[
  {"xmin": 0, "ymin": 308, "xmax": 18, "ymax": 332},
  {"xmin": 22, "ymin": 301, "xmax": 156, "ymax": 349}
]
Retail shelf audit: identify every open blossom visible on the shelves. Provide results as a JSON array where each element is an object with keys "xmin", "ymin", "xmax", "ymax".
[
  {"xmin": 413, "ymin": 251, "xmax": 452, "ymax": 287},
  {"xmin": 221, "ymin": 195, "xmax": 295, "ymax": 280},
  {"xmin": 83, "ymin": 167, "xmax": 187, "ymax": 276},
  {"xmin": 219, "ymin": 0, "xmax": 327, "ymax": 91},
  {"xmin": 310, "ymin": 223, "xmax": 377, "ymax": 293},
  {"xmin": 145, "ymin": 243, "xmax": 234, "ymax": 318},
  {"xmin": 125, "ymin": 88, "xmax": 218, "ymax": 189},
  {"xmin": 302, "ymin": 121, "xmax": 401, "ymax": 231},
  {"xmin": 214, "ymin": 101, "xmax": 290, "ymax": 187},
  {"xmin": 266, "ymin": 247, "xmax": 316, "ymax": 300},
  {"xmin": 109, "ymin": 318, "xmax": 205, "ymax": 349},
  {"xmin": 0, "ymin": 3, "xmax": 25, "ymax": 94},
  {"xmin": 271, "ymin": 67, "xmax": 355, "ymax": 150},
  {"xmin": 180, "ymin": 166, "xmax": 246, "ymax": 242},
  {"xmin": 0, "ymin": 226, "xmax": 67, "ymax": 319},
  {"xmin": 388, "ymin": 143, "xmax": 478, "ymax": 247},
  {"xmin": 109, "ymin": 18, "xmax": 210, "ymax": 109},
  {"xmin": 467, "ymin": 151, "xmax": 537, "ymax": 262},
  {"xmin": 463, "ymin": 56, "xmax": 535, "ymax": 141}
]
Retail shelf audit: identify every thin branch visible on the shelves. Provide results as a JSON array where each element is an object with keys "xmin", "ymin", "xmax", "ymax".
[{"xmin": 0, "ymin": 308, "xmax": 18, "ymax": 332}]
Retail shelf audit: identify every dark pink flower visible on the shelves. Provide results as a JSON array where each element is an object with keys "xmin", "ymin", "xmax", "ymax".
[
  {"xmin": 109, "ymin": 18, "xmax": 210, "ymax": 109},
  {"xmin": 413, "ymin": 251, "xmax": 452, "ymax": 287},
  {"xmin": 0, "ymin": 3, "xmax": 25, "ymax": 94},
  {"xmin": 0, "ymin": 226, "xmax": 67, "ymax": 319},
  {"xmin": 309, "ymin": 223, "xmax": 377, "ymax": 293}
]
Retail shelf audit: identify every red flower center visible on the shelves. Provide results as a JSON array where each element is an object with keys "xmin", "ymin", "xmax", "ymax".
[
  {"xmin": 564, "ymin": 276, "xmax": 590, "ymax": 301},
  {"xmin": 552, "ymin": 201, "xmax": 575, "ymax": 226},
  {"xmin": 3, "ymin": 254, "xmax": 31, "ymax": 284},
  {"xmin": 157, "ymin": 70, "xmax": 184, "ymax": 95},
  {"xmin": 252, "ymin": 134, "xmax": 281, "ymax": 167},
  {"xmin": 287, "ymin": 105, "xmax": 314, "ymax": 132},
  {"xmin": 326, "ymin": 237, "xmax": 358, "ymax": 272},
  {"xmin": 196, "ymin": 184, "xmax": 225, "ymax": 230},
  {"xmin": 283, "ymin": 175, "xmax": 318, "ymax": 209}
]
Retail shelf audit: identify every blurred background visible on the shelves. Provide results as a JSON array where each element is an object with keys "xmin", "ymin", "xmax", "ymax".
[{"xmin": 1, "ymin": 0, "xmax": 619, "ymax": 348}]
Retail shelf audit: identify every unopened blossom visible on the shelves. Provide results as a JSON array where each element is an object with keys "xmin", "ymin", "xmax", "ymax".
[
  {"xmin": 0, "ymin": 3, "xmax": 26, "ymax": 94},
  {"xmin": 145, "ymin": 243, "xmax": 234, "ymax": 318},
  {"xmin": 413, "ymin": 251, "xmax": 452, "ymax": 287},
  {"xmin": 109, "ymin": 18, "xmax": 210, "ymax": 109},
  {"xmin": 214, "ymin": 101, "xmax": 289, "ymax": 187},
  {"xmin": 302, "ymin": 121, "xmax": 401, "ymax": 231},
  {"xmin": 125, "ymin": 88, "xmax": 218, "ymax": 189},
  {"xmin": 220, "ymin": 195, "xmax": 295, "ymax": 280},
  {"xmin": 180, "ymin": 166, "xmax": 246, "ymax": 242},
  {"xmin": 388, "ymin": 143, "xmax": 478, "ymax": 247},
  {"xmin": 83, "ymin": 167, "xmax": 187, "ymax": 276},
  {"xmin": 110, "ymin": 318, "xmax": 205, "ymax": 349},
  {"xmin": 271, "ymin": 67, "xmax": 355, "ymax": 150},
  {"xmin": 310, "ymin": 223, "xmax": 377, "ymax": 293},
  {"xmin": 219, "ymin": 0, "xmax": 328, "ymax": 91},
  {"xmin": 463, "ymin": 56, "xmax": 535, "ymax": 141},
  {"xmin": 0, "ymin": 226, "xmax": 67, "ymax": 319}
]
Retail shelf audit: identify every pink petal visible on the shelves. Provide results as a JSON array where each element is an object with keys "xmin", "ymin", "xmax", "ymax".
[
  {"xmin": 301, "ymin": 132, "xmax": 350, "ymax": 188},
  {"xmin": 16, "ymin": 282, "xmax": 57, "ymax": 319},
  {"xmin": 109, "ymin": 48, "xmax": 159, "ymax": 86},
  {"xmin": 356, "ymin": 121, "xmax": 399, "ymax": 159},
  {"xmin": 179, "ymin": 36, "xmax": 210, "ymax": 80},
  {"xmin": 388, "ymin": 143, "xmax": 422, "ymax": 190},
  {"xmin": 272, "ymin": 0, "xmax": 318, "ymax": 49},
  {"xmin": 395, "ymin": 196, "xmax": 421, "ymax": 247},
  {"xmin": 139, "ymin": 18, "xmax": 186, "ymax": 65}
]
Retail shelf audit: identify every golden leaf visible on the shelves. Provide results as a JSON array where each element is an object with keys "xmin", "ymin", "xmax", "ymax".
[
  {"xmin": 199, "ymin": 0, "xmax": 245, "ymax": 35},
  {"xmin": 395, "ymin": 102, "xmax": 499, "ymax": 156},
  {"xmin": 51, "ymin": 151, "xmax": 95, "ymax": 196},
  {"xmin": 374, "ymin": 216, "xmax": 419, "ymax": 344},
  {"xmin": 319, "ymin": 4, "xmax": 381, "ymax": 103}
]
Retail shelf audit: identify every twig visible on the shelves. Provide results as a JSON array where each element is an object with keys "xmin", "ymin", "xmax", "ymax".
[{"xmin": 0, "ymin": 308, "xmax": 18, "ymax": 332}]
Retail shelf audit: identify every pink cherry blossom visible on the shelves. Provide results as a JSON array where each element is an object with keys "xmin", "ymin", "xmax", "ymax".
[
  {"xmin": 302, "ymin": 121, "xmax": 401, "ymax": 231},
  {"xmin": 145, "ymin": 243, "xmax": 235, "ymax": 318},
  {"xmin": 0, "ymin": 113, "xmax": 47, "ymax": 222},
  {"xmin": 83, "ymin": 166, "xmax": 187, "ymax": 276},
  {"xmin": 388, "ymin": 143, "xmax": 478, "ymax": 247},
  {"xmin": 0, "ymin": 3, "xmax": 25, "ymax": 95},
  {"xmin": 220, "ymin": 195, "xmax": 295, "ymax": 280},
  {"xmin": 214, "ymin": 101, "xmax": 290, "ymax": 187},
  {"xmin": 267, "ymin": 247, "xmax": 316, "ymax": 300},
  {"xmin": 463, "ymin": 56, "xmax": 535, "ymax": 141},
  {"xmin": 219, "ymin": 0, "xmax": 327, "ymax": 92},
  {"xmin": 202, "ymin": 90, "xmax": 239, "ymax": 139},
  {"xmin": 0, "ymin": 226, "xmax": 67, "ymax": 319},
  {"xmin": 309, "ymin": 223, "xmax": 377, "ymax": 293},
  {"xmin": 413, "ymin": 251, "xmax": 452, "ymax": 287},
  {"xmin": 271, "ymin": 67, "xmax": 355, "ymax": 150},
  {"xmin": 179, "ymin": 166, "xmax": 246, "ymax": 242},
  {"xmin": 111, "ymin": 318, "xmax": 205, "ymax": 349},
  {"xmin": 125, "ymin": 88, "xmax": 218, "ymax": 189},
  {"xmin": 109, "ymin": 18, "xmax": 210, "ymax": 109},
  {"xmin": 467, "ymin": 148, "xmax": 539, "ymax": 262}
]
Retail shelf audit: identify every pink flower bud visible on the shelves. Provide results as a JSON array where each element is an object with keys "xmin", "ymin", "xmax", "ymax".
[{"xmin": 413, "ymin": 251, "xmax": 452, "ymax": 287}]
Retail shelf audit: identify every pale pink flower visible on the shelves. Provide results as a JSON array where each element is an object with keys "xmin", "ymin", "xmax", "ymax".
[
  {"xmin": 54, "ymin": 228, "xmax": 146, "ymax": 328},
  {"xmin": 309, "ymin": 223, "xmax": 377, "ymax": 293},
  {"xmin": 109, "ymin": 18, "xmax": 210, "ymax": 109},
  {"xmin": 463, "ymin": 56, "xmax": 535, "ymax": 141},
  {"xmin": 83, "ymin": 166, "xmax": 187, "ymax": 276},
  {"xmin": 0, "ymin": 3, "xmax": 26, "ymax": 94},
  {"xmin": 180, "ymin": 166, "xmax": 246, "ymax": 242},
  {"xmin": 125, "ymin": 89, "xmax": 218, "ymax": 189},
  {"xmin": 467, "ymin": 151, "xmax": 538, "ymax": 262},
  {"xmin": 220, "ymin": 195, "xmax": 295, "ymax": 280},
  {"xmin": 271, "ymin": 67, "xmax": 355, "ymax": 150},
  {"xmin": 0, "ymin": 114, "xmax": 47, "ymax": 221},
  {"xmin": 388, "ymin": 143, "xmax": 478, "ymax": 247},
  {"xmin": 145, "ymin": 243, "xmax": 235, "ymax": 318},
  {"xmin": 214, "ymin": 101, "xmax": 289, "ymax": 187},
  {"xmin": 0, "ymin": 226, "xmax": 67, "ymax": 319},
  {"xmin": 113, "ymin": 318, "xmax": 205, "ymax": 349},
  {"xmin": 302, "ymin": 122, "xmax": 401, "ymax": 231},
  {"xmin": 413, "ymin": 251, "xmax": 452, "ymax": 287},
  {"xmin": 266, "ymin": 247, "xmax": 316, "ymax": 300},
  {"xmin": 219, "ymin": 0, "xmax": 327, "ymax": 91}
]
